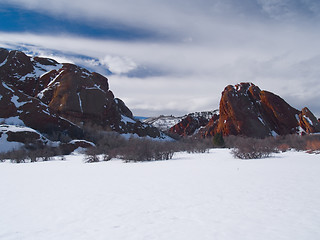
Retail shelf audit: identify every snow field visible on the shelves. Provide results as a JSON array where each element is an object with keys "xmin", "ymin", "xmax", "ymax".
[{"xmin": 0, "ymin": 149, "xmax": 320, "ymax": 240}]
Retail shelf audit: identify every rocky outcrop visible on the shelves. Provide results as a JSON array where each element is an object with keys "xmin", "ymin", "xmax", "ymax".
[
  {"xmin": 169, "ymin": 115, "xmax": 209, "ymax": 136},
  {"xmin": 211, "ymin": 82, "xmax": 320, "ymax": 138},
  {"xmin": 214, "ymin": 83, "xmax": 302, "ymax": 138},
  {"xmin": 0, "ymin": 81, "xmax": 83, "ymax": 139},
  {"xmin": 37, "ymin": 63, "xmax": 118, "ymax": 124},
  {"xmin": 198, "ymin": 113, "xmax": 220, "ymax": 138},
  {"xmin": 0, "ymin": 125, "xmax": 50, "ymax": 152},
  {"xmin": 60, "ymin": 140, "xmax": 95, "ymax": 154},
  {"xmin": 170, "ymin": 83, "xmax": 320, "ymax": 138},
  {"xmin": 0, "ymin": 48, "xmax": 166, "ymax": 141},
  {"xmin": 169, "ymin": 111, "xmax": 217, "ymax": 136},
  {"xmin": 299, "ymin": 107, "xmax": 320, "ymax": 134}
]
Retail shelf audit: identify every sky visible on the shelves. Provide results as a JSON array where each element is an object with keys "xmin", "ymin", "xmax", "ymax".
[{"xmin": 1, "ymin": 0, "xmax": 320, "ymax": 117}]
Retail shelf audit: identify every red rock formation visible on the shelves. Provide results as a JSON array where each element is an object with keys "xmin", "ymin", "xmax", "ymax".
[
  {"xmin": 198, "ymin": 114, "xmax": 219, "ymax": 138},
  {"xmin": 216, "ymin": 83, "xmax": 272, "ymax": 138},
  {"xmin": 38, "ymin": 63, "xmax": 116, "ymax": 120},
  {"xmin": 212, "ymin": 83, "xmax": 318, "ymax": 138},
  {"xmin": 299, "ymin": 107, "xmax": 320, "ymax": 133},
  {"xmin": 0, "ymin": 81, "xmax": 83, "ymax": 139},
  {"xmin": 0, "ymin": 48, "xmax": 165, "ymax": 140},
  {"xmin": 172, "ymin": 83, "xmax": 320, "ymax": 138},
  {"xmin": 169, "ymin": 114, "xmax": 209, "ymax": 136},
  {"xmin": 214, "ymin": 83, "xmax": 303, "ymax": 138}
]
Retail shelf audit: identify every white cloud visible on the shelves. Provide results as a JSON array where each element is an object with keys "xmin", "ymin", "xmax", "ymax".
[{"xmin": 99, "ymin": 55, "xmax": 137, "ymax": 74}]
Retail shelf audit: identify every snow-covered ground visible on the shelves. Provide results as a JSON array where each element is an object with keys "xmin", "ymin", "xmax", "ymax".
[{"xmin": 1, "ymin": 149, "xmax": 320, "ymax": 240}]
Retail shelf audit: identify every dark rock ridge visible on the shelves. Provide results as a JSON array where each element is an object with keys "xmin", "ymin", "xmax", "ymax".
[
  {"xmin": 0, "ymin": 48, "xmax": 166, "ymax": 143},
  {"xmin": 146, "ymin": 111, "xmax": 216, "ymax": 132},
  {"xmin": 169, "ymin": 111, "xmax": 218, "ymax": 136},
  {"xmin": 171, "ymin": 83, "xmax": 320, "ymax": 138}
]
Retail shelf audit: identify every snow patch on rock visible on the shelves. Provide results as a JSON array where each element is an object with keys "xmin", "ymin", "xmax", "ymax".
[
  {"xmin": 0, "ymin": 116, "xmax": 25, "ymax": 126},
  {"xmin": 0, "ymin": 133, "xmax": 23, "ymax": 153}
]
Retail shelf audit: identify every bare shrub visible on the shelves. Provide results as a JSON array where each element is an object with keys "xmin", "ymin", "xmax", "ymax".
[
  {"xmin": 231, "ymin": 137, "xmax": 277, "ymax": 159},
  {"xmin": 224, "ymin": 135, "xmax": 239, "ymax": 149},
  {"xmin": 277, "ymin": 143, "xmax": 290, "ymax": 152},
  {"xmin": 120, "ymin": 138, "xmax": 175, "ymax": 162},
  {"xmin": 304, "ymin": 136, "xmax": 320, "ymax": 154},
  {"xmin": 95, "ymin": 132, "xmax": 127, "ymax": 154},
  {"xmin": 27, "ymin": 150, "xmax": 39, "ymax": 162},
  {"xmin": 280, "ymin": 134, "xmax": 306, "ymax": 151},
  {"xmin": 0, "ymin": 152, "xmax": 7, "ymax": 162},
  {"xmin": 306, "ymin": 140, "xmax": 320, "ymax": 151},
  {"xmin": 273, "ymin": 134, "xmax": 320, "ymax": 152},
  {"xmin": 176, "ymin": 137, "xmax": 212, "ymax": 154},
  {"xmin": 9, "ymin": 149, "xmax": 28, "ymax": 163},
  {"xmin": 83, "ymin": 133, "xmax": 176, "ymax": 163},
  {"xmin": 82, "ymin": 122, "xmax": 113, "ymax": 143},
  {"xmin": 0, "ymin": 145, "xmax": 61, "ymax": 163},
  {"xmin": 34, "ymin": 147, "xmax": 55, "ymax": 161},
  {"xmin": 102, "ymin": 153, "xmax": 112, "ymax": 161},
  {"xmin": 84, "ymin": 154, "xmax": 100, "ymax": 163},
  {"xmin": 124, "ymin": 138, "xmax": 175, "ymax": 162},
  {"xmin": 84, "ymin": 147, "xmax": 100, "ymax": 163}
]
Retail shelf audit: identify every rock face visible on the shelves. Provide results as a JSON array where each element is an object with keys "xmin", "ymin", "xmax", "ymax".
[
  {"xmin": 171, "ymin": 83, "xmax": 320, "ymax": 138},
  {"xmin": 0, "ymin": 48, "xmax": 166, "ymax": 144},
  {"xmin": 299, "ymin": 107, "xmax": 320, "ymax": 134},
  {"xmin": 215, "ymin": 83, "xmax": 302, "ymax": 138},
  {"xmin": 169, "ymin": 115, "xmax": 209, "ymax": 136},
  {"xmin": 198, "ymin": 113, "xmax": 220, "ymax": 138},
  {"xmin": 0, "ymin": 80, "xmax": 83, "ymax": 139}
]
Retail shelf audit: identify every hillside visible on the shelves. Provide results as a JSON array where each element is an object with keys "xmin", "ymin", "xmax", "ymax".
[{"xmin": 0, "ymin": 48, "xmax": 168, "ymax": 152}]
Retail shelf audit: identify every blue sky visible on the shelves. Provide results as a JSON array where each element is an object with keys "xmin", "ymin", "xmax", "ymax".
[
  {"xmin": 0, "ymin": 5, "xmax": 160, "ymax": 40},
  {"xmin": 1, "ymin": 0, "xmax": 320, "ymax": 117}
]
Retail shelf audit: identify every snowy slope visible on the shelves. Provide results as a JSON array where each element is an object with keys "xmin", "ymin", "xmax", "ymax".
[
  {"xmin": 145, "ymin": 111, "xmax": 217, "ymax": 132},
  {"xmin": 144, "ymin": 115, "xmax": 184, "ymax": 131},
  {"xmin": 1, "ymin": 150, "xmax": 320, "ymax": 240}
]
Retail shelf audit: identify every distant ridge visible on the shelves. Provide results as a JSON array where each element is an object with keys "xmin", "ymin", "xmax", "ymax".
[{"xmin": 144, "ymin": 111, "xmax": 217, "ymax": 132}]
